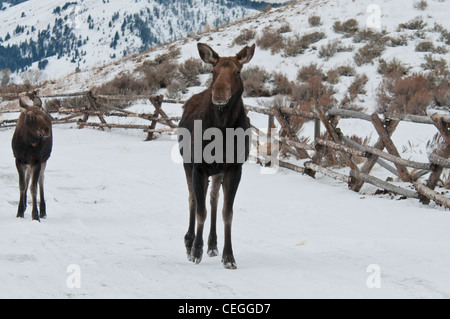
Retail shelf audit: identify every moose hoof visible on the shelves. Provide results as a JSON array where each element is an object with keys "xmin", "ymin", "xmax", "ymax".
[
  {"xmin": 207, "ymin": 249, "xmax": 219, "ymax": 257},
  {"xmin": 31, "ymin": 211, "xmax": 40, "ymax": 223},
  {"xmin": 223, "ymin": 262, "xmax": 237, "ymax": 270},
  {"xmin": 190, "ymin": 248, "xmax": 203, "ymax": 265},
  {"xmin": 222, "ymin": 256, "xmax": 237, "ymax": 269}
]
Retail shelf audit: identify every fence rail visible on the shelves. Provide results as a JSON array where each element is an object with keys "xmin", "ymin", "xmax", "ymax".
[{"xmin": 1, "ymin": 91, "xmax": 449, "ymax": 209}]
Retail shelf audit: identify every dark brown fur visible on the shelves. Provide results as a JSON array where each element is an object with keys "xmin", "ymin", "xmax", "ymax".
[
  {"xmin": 12, "ymin": 94, "xmax": 53, "ymax": 221},
  {"xmin": 178, "ymin": 43, "xmax": 255, "ymax": 269}
]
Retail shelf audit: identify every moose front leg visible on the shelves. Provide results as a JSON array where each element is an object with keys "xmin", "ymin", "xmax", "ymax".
[
  {"xmin": 221, "ymin": 166, "xmax": 242, "ymax": 269},
  {"xmin": 183, "ymin": 165, "xmax": 196, "ymax": 261},
  {"xmin": 191, "ymin": 167, "xmax": 209, "ymax": 264}
]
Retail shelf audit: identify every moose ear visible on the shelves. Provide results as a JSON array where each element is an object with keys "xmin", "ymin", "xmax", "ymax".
[
  {"xmin": 33, "ymin": 96, "xmax": 42, "ymax": 108},
  {"xmin": 197, "ymin": 43, "xmax": 219, "ymax": 65},
  {"xmin": 19, "ymin": 97, "xmax": 30, "ymax": 111},
  {"xmin": 236, "ymin": 44, "xmax": 255, "ymax": 65}
]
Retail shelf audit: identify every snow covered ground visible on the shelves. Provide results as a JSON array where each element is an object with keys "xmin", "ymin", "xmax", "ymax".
[{"xmin": 1, "ymin": 115, "xmax": 449, "ymax": 299}]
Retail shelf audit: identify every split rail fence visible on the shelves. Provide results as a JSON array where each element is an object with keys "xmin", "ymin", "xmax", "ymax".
[{"xmin": 1, "ymin": 91, "xmax": 449, "ymax": 209}]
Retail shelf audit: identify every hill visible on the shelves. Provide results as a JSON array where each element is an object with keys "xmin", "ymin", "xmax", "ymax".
[{"xmin": 0, "ymin": 0, "xmax": 283, "ymax": 82}]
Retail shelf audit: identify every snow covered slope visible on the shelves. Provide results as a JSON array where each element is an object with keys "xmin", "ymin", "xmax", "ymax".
[
  {"xmin": 26, "ymin": 0, "xmax": 450, "ymax": 115},
  {"xmin": 0, "ymin": 0, "xmax": 280, "ymax": 80}
]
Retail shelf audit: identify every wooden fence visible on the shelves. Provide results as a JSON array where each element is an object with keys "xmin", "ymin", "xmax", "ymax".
[
  {"xmin": 246, "ymin": 104, "xmax": 450, "ymax": 210},
  {"xmin": 0, "ymin": 91, "xmax": 179, "ymax": 141},
  {"xmin": 1, "ymin": 91, "xmax": 449, "ymax": 209}
]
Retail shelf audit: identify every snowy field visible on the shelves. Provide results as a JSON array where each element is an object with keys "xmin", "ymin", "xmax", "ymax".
[{"xmin": 1, "ymin": 117, "xmax": 450, "ymax": 299}]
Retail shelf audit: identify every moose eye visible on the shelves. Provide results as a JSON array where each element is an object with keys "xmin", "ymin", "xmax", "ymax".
[{"xmin": 235, "ymin": 71, "xmax": 241, "ymax": 76}]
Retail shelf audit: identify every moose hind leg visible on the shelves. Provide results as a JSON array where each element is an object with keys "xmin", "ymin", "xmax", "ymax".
[
  {"xmin": 208, "ymin": 174, "xmax": 222, "ymax": 257},
  {"xmin": 39, "ymin": 162, "xmax": 47, "ymax": 219},
  {"xmin": 29, "ymin": 164, "xmax": 42, "ymax": 222},
  {"xmin": 16, "ymin": 161, "xmax": 30, "ymax": 219}
]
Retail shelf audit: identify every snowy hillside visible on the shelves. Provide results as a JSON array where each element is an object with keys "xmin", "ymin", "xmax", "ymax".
[
  {"xmin": 17, "ymin": 0, "xmax": 447, "ymax": 117},
  {"xmin": 0, "ymin": 0, "xmax": 281, "ymax": 82}
]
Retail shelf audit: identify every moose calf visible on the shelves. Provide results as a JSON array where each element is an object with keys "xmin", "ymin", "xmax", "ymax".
[{"xmin": 12, "ymin": 94, "xmax": 52, "ymax": 222}]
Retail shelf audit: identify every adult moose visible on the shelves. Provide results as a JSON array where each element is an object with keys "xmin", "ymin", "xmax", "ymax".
[
  {"xmin": 178, "ymin": 43, "xmax": 255, "ymax": 269},
  {"xmin": 12, "ymin": 93, "xmax": 52, "ymax": 222}
]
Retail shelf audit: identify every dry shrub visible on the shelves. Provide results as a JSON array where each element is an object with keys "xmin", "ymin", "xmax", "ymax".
[
  {"xmin": 414, "ymin": 0, "xmax": 428, "ymax": 10},
  {"xmin": 45, "ymin": 98, "xmax": 61, "ymax": 112},
  {"xmin": 166, "ymin": 79, "xmax": 187, "ymax": 99},
  {"xmin": 61, "ymin": 96, "xmax": 91, "ymax": 110},
  {"xmin": 333, "ymin": 19, "xmax": 359, "ymax": 37},
  {"xmin": 278, "ymin": 24, "xmax": 292, "ymax": 34},
  {"xmin": 398, "ymin": 17, "xmax": 427, "ymax": 30},
  {"xmin": 300, "ymin": 31, "xmax": 326, "ymax": 47},
  {"xmin": 284, "ymin": 104, "xmax": 311, "ymax": 139},
  {"xmin": 290, "ymin": 76, "xmax": 336, "ymax": 112},
  {"xmin": 348, "ymin": 74, "xmax": 368, "ymax": 97},
  {"xmin": 416, "ymin": 42, "xmax": 447, "ymax": 54},
  {"xmin": 282, "ymin": 35, "xmax": 305, "ymax": 57},
  {"xmin": 297, "ymin": 63, "xmax": 325, "ymax": 82},
  {"xmin": 377, "ymin": 73, "xmax": 433, "ymax": 115},
  {"xmin": 443, "ymin": 173, "xmax": 450, "ymax": 189},
  {"xmin": 416, "ymin": 41, "xmax": 435, "ymax": 52},
  {"xmin": 336, "ymin": 64, "xmax": 356, "ymax": 77},
  {"xmin": 0, "ymin": 83, "xmax": 34, "ymax": 98},
  {"xmin": 326, "ymin": 69, "xmax": 340, "ymax": 84},
  {"xmin": 426, "ymin": 134, "xmax": 450, "ymax": 189},
  {"xmin": 320, "ymin": 134, "xmax": 369, "ymax": 168},
  {"xmin": 95, "ymin": 73, "xmax": 150, "ymax": 96},
  {"xmin": 141, "ymin": 60, "xmax": 179, "ymax": 92},
  {"xmin": 319, "ymin": 39, "xmax": 354, "ymax": 60},
  {"xmin": 441, "ymin": 30, "xmax": 450, "ymax": 45},
  {"xmin": 341, "ymin": 74, "xmax": 368, "ymax": 108},
  {"xmin": 241, "ymin": 66, "xmax": 271, "ymax": 97},
  {"xmin": 256, "ymin": 27, "xmax": 284, "ymax": 54},
  {"xmin": 179, "ymin": 58, "xmax": 204, "ymax": 87},
  {"xmin": 428, "ymin": 74, "xmax": 450, "ymax": 107},
  {"xmin": 354, "ymin": 43, "xmax": 385, "ymax": 66},
  {"xmin": 272, "ymin": 72, "xmax": 293, "ymax": 95},
  {"xmin": 308, "ymin": 15, "xmax": 322, "ymax": 27},
  {"xmin": 96, "ymin": 48, "xmax": 183, "ymax": 97},
  {"xmin": 353, "ymin": 29, "xmax": 386, "ymax": 45},
  {"xmin": 283, "ymin": 32, "xmax": 326, "ymax": 57},
  {"xmin": 421, "ymin": 54, "xmax": 449, "ymax": 75},
  {"xmin": 151, "ymin": 48, "xmax": 181, "ymax": 66},
  {"xmin": 386, "ymin": 35, "xmax": 408, "ymax": 47},
  {"xmin": 319, "ymin": 39, "xmax": 340, "ymax": 59},
  {"xmin": 378, "ymin": 58, "xmax": 410, "ymax": 77},
  {"xmin": 233, "ymin": 29, "xmax": 256, "ymax": 46}
]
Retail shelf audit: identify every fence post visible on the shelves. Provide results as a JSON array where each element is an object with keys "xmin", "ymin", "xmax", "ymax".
[{"xmin": 314, "ymin": 105, "xmax": 321, "ymax": 140}]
